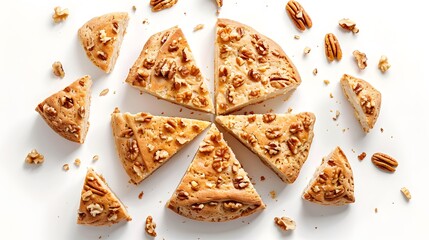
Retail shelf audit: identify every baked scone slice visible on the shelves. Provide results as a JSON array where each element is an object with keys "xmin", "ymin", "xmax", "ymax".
[
  {"xmin": 340, "ymin": 74, "xmax": 381, "ymax": 133},
  {"xmin": 78, "ymin": 12, "xmax": 129, "ymax": 73},
  {"xmin": 77, "ymin": 168, "xmax": 131, "ymax": 226},
  {"xmin": 302, "ymin": 146, "xmax": 355, "ymax": 206},
  {"xmin": 167, "ymin": 125, "xmax": 265, "ymax": 222},
  {"xmin": 125, "ymin": 26, "xmax": 214, "ymax": 113},
  {"xmin": 111, "ymin": 110, "xmax": 211, "ymax": 184},
  {"xmin": 36, "ymin": 75, "xmax": 92, "ymax": 144},
  {"xmin": 216, "ymin": 112, "xmax": 315, "ymax": 183},
  {"xmin": 215, "ymin": 19, "xmax": 301, "ymax": 115}
]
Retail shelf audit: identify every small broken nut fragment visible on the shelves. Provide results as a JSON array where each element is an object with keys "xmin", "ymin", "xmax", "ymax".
[
  {"xmin": 177, "ymin": 190, "xmax": 189, "ymax": 200},
  {"xmin": 145, "ymin": 215, "xmax": 157, "ymax": 237},
  {"xmin": 324, "ymin": 33, "xmax": 342, "ymax": 62},
  {"xmin": 358, "ymin": 152, "xmax": 367, "ymax": 161},
  {"xmin": 303, "ymin": 47, "xmax": 311, "ymax": 55},
  {"xmin": 353, "ymin": 50, "xmax": 368, "ymax": 70},
  {"xmin": 400, "ymin": 187, "xmax": 411, "ymax": 201},
  {"xmin": 378, "ymin": 55, "xmax": 391, "ymax": 73},
  {"xmin": 99, "ymin": 30, "xmax": 112, "ymax": 44},
  {"xmin": 286, "ymin": 0, "xmax": 312, "ymax": 31},
  {"xmin": 52, "ymin": 61, "xmax": 65, "ymax": 78},
  {"xmin": 154, "ymin": 149, "xmax": 169, "ymax": 162},
  {"xmin": 338, "ymin": 18, "xmax": 359, "ymax": 34},
  {"xmin": 274, "ymin": 216, "xmax": 296, "ymax": 231},
  {"xmin": 52, "ymin": 7, "xmax": 69, "ymax": 23},
  {"xmin": 371, "ymin": 152, "xmax": 398, "ymax": 172},
  {"xmin": 25, "ymin": 149, "xmax": 44, "ymax": 164},
  {"xmin": 193, "ymin": 24, "xmax": 204, "ymax": 32},
  {"xmin": 150, "ymin": 0, "xmax": 178, "ymax": 12}
]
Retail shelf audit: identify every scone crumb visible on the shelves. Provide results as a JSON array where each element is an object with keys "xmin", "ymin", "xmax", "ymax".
[
  {"xmin": 323, "ymin": 79, "xmax": 330, "ymax": 85},
  {"xmin": 52, "ymin": 61, "xmax": 65, "ymax": 78},
  {"xmin": 329, "ymin": 93, "xmax": 333, "ymax": 98},
  {"xmin": 287, "ymin": 107, "xmax": 293, "ymax": 113},
  {"xmin": 269, "ymin": 190, "xmax": 277, "ymax": 199},
  {"xmin": 25, "ymin": 149, "xmax": 44, "ymax": 164},
  {"xmin": 63, "ymin": 164, "xmax": 70, "ymax": 171},
  {"xmin": 274, "ymin": 216, "xmax": 296, "ymax": 231},
  {"xmin": 132, "ymin": 5, "xmax": 137, "ymax": 11},
  {"xmin": 400, "ymin": 187, "xmax": 411, "ymax": 201},
  {"xmin": 353, "ymin": 50, "xmax": 368, "ymax": 70},
  {"xmin": 92, "ymin": 155, "xmax": 99, "ymax": 161},
  {"xmin": 260, "ymin": 176, "xmax": 265, "ymax": 181},
  {"xmin": 303, "ymin": 47, "xmax": 311, "ymax": 55},
  {"xmin": 313, "ymin": 68, "xmax": 318, "ymax": 75},
  {"xmin": 52, "ymin": 7, "xmax": 69, "ymax": 23},
  {"xmin": 378, "ymin": 55, "xmax": 391, "ymax": 73},
  {"xmin": 374, "ymin": 208, "xmax": 378, "ymax": 213},
  {"xmin": 332, "ymin": 110, "xmax": 340, "ymax": 121},
  {"xmin": 294, "ymin": 35, "xmax": 300, "ymax": 40},
  {"xmin": 142, "ymin": 18, "xmax": 149, "ymax": 25},
  {"xmin": 138, "ymin": 191, "xmax": 144, "ymax": 199},
  {"xmin": 99, "ymin": 88, "xmax": 109, "ymax": 96},
  {"xmin": 358, "ymin": 152, "xmax": 367, "ymax": 161},
  {"xmin": 74, "ymin": 158, "xmax": 81, "ymax": 167},
  {"xmin": 193, "ymin": 24, "xmax": 204, "ymax": 32},
  {"xmin": 380, "ymin": 128, "xmax": 384, "ymax": 133},
  {"xmin": 145, "ymin": 215, "xmax": 157, "ymax": 237}
]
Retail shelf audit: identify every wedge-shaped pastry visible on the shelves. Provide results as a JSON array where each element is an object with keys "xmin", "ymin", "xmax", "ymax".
[
  {"xmin": 78, "ymin": 12, "xmax": 129, "ymax": 73},
  {"xmin": 167, "ymin": 125, "xmax": 265, "ymax": 222},
  {"xmin": 340, "ymin": 74, "xmax": 381, "ymax": 133},
  {"xmin": 125, "ymin": 26, "xmax": 214, "ymax": 113},
  {"xmin": 111, "ymin": 110, "xmax": 211, "ymax": 184},
  {"xmin": 302, "ymin": 147, "xmax": 355, "ymax": 206},
  {"xmin": 216, "ymin": 112, "xmax": 315, "ymax": 183},
  {"xmin": 215, "ymin": 19, "xmax": 301, "ymax": 115},
  {"xmin": 36, "ymin": 76, "xmax": 92, "ymax": 144},
  {"xmin": 77, "ymin": 168, "xmax": 131, "ymax": 226}
]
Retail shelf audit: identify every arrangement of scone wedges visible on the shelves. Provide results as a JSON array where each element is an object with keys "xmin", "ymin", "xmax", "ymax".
[
  {"xmin": 125, "ymin": 26, "xmax": 214, "ymax": 113},
  {"xmin": 216, "ymin": 112, "xmax": 316, "ymax": 183},
  {"xmin": 77, "ymin": 168, "xmax": 132, "ymax": 226},
  {"xmin": 36, "ymin": 75, "xmax": 92, "ymax": 144},
  {"xmin": 167, "ymin": 125, "xmax": 265, "ymax": 222},
  {"xmin": 215, "ymin": 18, "xmax": 301, "ymax": 115},
  {"xmin": 78, "ymin": 12, "xmax": 129, "ymax": 73}
]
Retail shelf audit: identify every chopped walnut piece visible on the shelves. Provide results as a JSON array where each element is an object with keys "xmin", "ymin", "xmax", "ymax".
[
  {"xmin": 99, "ymin": 88, "xmax": 109, "ymax": 96},
  {"xmin": 74, "ymin": 158, "xmax": 81, "ymax": 167},
  {"xmin": 63, "ymin": 164, "xmax": 70, "ymax": 171},
  {"xmin": 52, "ymin": 61, "xmax": 65, "ymax": 78},
  {"xmin": 274, "ymin": 216, "xmax": 296, "ymax": 231},
  {"xmin": 99, "ymin": 30, "xmax": 112, "ymax": 44},
  {"xmin": 193, "ymin": 24, "xmax": 204, "ymax": 32},
  {"xmin": 52, "ymin": 7, "xmax": 69, "ymax": 23},
  {"xmin": 338, "ymin": 18, "xmax": 359, "ymax": 34},
  {"xmin": 400, "ymin": 187, "xmax": 411, "ymax": 200},
  {"xmin": 378, "ymin": 55, "xmax": 391, "ymax": 73},
  {"xmin": 287, "ymin": 136, "xmax": 301, "ymax": 154},
  {"xmin": 81, "ymin": 190, "xmax": 93, "ymax": 201},
  {"xmin": 25, "ymin": 149, "xmax": 44, "ymax": 164},
  {"xmin": 269, "ymin": 190, "xmax": 277, "ymax": 199},
  {"xmin": 358, "ymin": 152, "xmax": 367, "ymax": 161},
  {"xmin": 303, "ymin": 47, "xmax": 311, "ymax": 55},
  {"xmin": 265, "ymin": 142, "xmax": 281, "ymax": 156},
  {"xmin": 353, "ymin": 50, "xmax": 368, "ymax": 70},
  {"xmin": 154, "ymin": 149, "xmax": 169, "ymax": 162},
  {"xmin": 87, "ymin": 203, "xmax": 103, "ymax": 217},
  {"xmin": 154, "ymin": 58, "xmax": 177, "ymax": 80},
  {"xmin": 263, "ymin": 113, "xmax": 276, "ymax": 123}
]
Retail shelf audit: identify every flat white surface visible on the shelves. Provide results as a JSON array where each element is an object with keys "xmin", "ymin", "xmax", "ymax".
[{"xmin": 1, "ymin": 0, "xmax": 428, "ymax": 239}]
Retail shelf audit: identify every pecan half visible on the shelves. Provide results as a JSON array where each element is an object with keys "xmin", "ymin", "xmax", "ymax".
[
  {"xmin": 371, "ymin": 152, "xmax": 398, "ymax": 172},
  {"xmin": 150, "ymin": 0, "xmax": 178, "ymax": 12},
  {"xmin": 286, "ymin": 0, "xmax": 312, "ymax": 31},
  {"xmin": 325, "ymin": 33, "xmax": 342, "ymax": 62}
]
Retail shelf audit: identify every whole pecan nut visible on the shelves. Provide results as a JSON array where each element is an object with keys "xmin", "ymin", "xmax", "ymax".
[
  {"xmin": 150, "ymin": 0, "xmax": 178, "ymax": 12},
  {"xmin": 371, "ymin": 152, "xmax": 398, "ymax": 172},
  {"xmin": 325, "ymin": 33, "xmax": 342, "ymax": 62},
  {"xmin": 286, "ymin": 0, "xmax": 312, "ymax": 31}
]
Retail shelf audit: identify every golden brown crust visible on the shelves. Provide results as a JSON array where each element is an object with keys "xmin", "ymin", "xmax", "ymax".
[
  {"xmin": 215, "ymin": 18, "xmax": 301, "ymax": 115},
  {"xmin": 78, "ymin": 12, "xmax": 129, "ymax": 73},
  {"xmin": 77, "ymin": 168, "xmax": 131, "ymax": 226},
  {"xmin": 302, "ymin": 147, "xmax": 355, "ymax": 206},
  {"xmin": 340, "ymin": 74, "xmax": 381, "ymax": 133},
  {"xmin": 167, "ymin": 125, "xmax": 265, "ymax": 222},
  {"xmin": 35, "ymin": 76, "xmax": 92, "ymax": 144},
  {"xmin": 125, "ymin": 26, "xmax": 214, "ymax": 113},
  {"xmin": 111, "ymin": 110, "xmax": 211, "ymax": 184},
  {"xmin": 216, "ymin": 112, "xmax": 315, "ymax": 183}
]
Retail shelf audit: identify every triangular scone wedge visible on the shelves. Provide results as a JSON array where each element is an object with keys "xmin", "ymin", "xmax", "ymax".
[
  {"xmin": 35, "ymin": 76, "xmax": 92, "ymax": 144},
  {"xmin": 302, "ymin": 147, "xmax": 355, "ymax": 206},
  {"xmin": 125, "ymin": 26, "xmax": 214, "ymax": 113},
  {"xmin": 216, "ymin": 112, "xmax": 315, "ymax": 183},
  {"xmin": 340, "ymin": 74, "xmax": 381, "ymax": 133},
  {"xmin": 167, "ymin": 125, "xmax": 265, "ymax": 222},
  {"xmin": 111, "ymin": 110, "xmax": 211, "ymax": 184},
  {"xmin": 77, "ymin": 168, "xmax": 131, "ymax": 226},
  {"xmin": 78, "ymin": 12, "xmax": 129, "ymax": 73},
  {"xmin": 215, "ymin": 19, "xmax": 301, "ymax": 115}
]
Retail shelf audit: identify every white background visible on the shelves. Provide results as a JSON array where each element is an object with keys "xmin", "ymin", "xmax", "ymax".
[{"xmin": 1, "ymin": 0, "xmax": 428, "ymax": 239}]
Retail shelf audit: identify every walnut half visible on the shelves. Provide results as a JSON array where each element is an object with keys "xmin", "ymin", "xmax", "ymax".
[{"xmin": 274, "ymin": 216, "xmax": 296, "ymax": 231}]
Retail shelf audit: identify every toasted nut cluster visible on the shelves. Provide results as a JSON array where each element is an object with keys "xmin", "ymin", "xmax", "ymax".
[
  {"xmin": 325, "ymin": 33, "xmax": 342, "ymax": 62},
  {"xmin": 400, "ymin": 187, "xmax": 411, "ymax": 200},
  {"xmin": 150, "ymin": 0, "xmax": 178, "ymax": 12},
  {"xmin": 52, "ymin": 7, "xmax": 69, "ymax": 23},
  {"xmin": 338, "ymin": 18, "xmax": 359, "ymax": 34},
  {"xmin": 286, "ymin": 0, "xmax": 312, "ymax": 31},
  {"xmin": 145, "ymin": 216, "xmax": 157, "ymax": 237},
  {"xmin": 274, "ymin": 216, "xmax": 296, "ymax": 231},
  {"xmin": 378, "ymin": 55, "xmax": 391, "ymax": 73},
  {"xmin": 353, "ymin": 50, "xmax": 368, "ymax": 70},
  {"xmin": 371, "ymin": 152, "xmax": 398, "ymax": 172},
  {"xmin": 52, "ymin": 61, "xmax": 65, "ymax": 78},
  {"xmin": 25, "ymin": 149, "xmax": 44, "ymax": 164}
]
